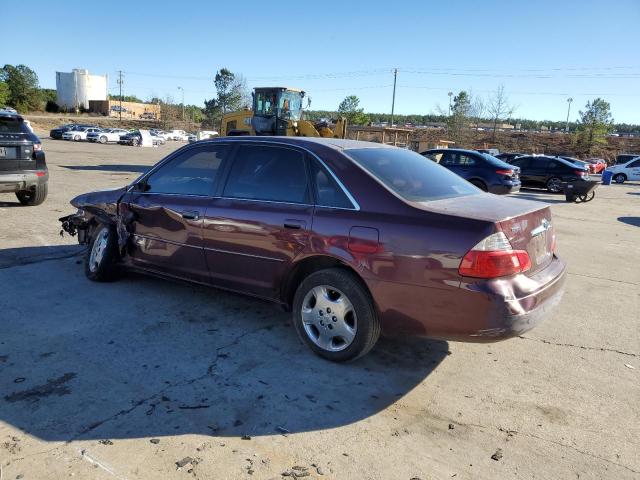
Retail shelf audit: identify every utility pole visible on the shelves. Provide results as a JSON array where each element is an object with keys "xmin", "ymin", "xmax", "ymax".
[
  {"xmin": 448, "ymin": 91, "xmax": 453, "ymax": 116},
  {"xmin": 390, "ymin": 68, "xmax": 397, "ymax": 127},
  {"xmin": 117, "ymin": 70, "xmax": 123, "ymax": 122},
  {"xmin": 565, "ymin": 97, "xmax": 573, "ymax": 133},
  {"xmin": 177, "ymin": 86, "xmax": 185, "ymax": 121}
]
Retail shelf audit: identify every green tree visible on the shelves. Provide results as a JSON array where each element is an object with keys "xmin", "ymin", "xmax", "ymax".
[
  {"xmin": 576, "ymin": 98, "xmax": 614, "ymax": 153},
  {"xmin": 337, "ymin": 95, "xmax": 369, "ymax": 125},
  {"xmin": 0, "ymin": 64, "xmax": 40, "ymax": 112},
  {"xmin": 0, "ymin": 82, "xmax": 9, "ymax": 106},
  {"xmin": 109, "ymin": 94, "xmax": 143, "ymax": 103},
  {"xmin": 203, "ymin": 68, "xmax": 249, "ymax": 128}
]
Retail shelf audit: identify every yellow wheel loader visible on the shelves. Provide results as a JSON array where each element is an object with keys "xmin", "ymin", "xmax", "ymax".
[{"xmin": 220, "ymin": 87, "xmax": 347, "ymax": 138}]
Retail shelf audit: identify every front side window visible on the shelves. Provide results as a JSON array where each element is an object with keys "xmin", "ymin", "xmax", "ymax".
[
  {"xmin": 457, "ymin": 154, "xmax": 477, "ymax": 166},
  {"xmin": 144, "ymin": 145, "xmax": 228, "ymax": 196},
  {"xmin": 346, "ymin": 147, "xmax": 478, "ymax": 202},
  {"xmin": 223, "ymin": 145, "xmax": 309, "ymax": 204}
]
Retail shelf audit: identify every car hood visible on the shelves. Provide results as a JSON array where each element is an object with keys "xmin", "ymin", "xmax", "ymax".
[
  {"xmin": 71, "ymin": 186, "xmax": 128, "ymax": 217},
  {"xmin": 409, "ymin": 193, "xmax": 544, "ymax": 223}
]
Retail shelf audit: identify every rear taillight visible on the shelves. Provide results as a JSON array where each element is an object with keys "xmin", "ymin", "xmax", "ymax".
[
  {"xmin": 496, "ymin": 169, "xmax": 513, "ymax": 176},
  {"xmin": 575, "ymin": 170, "xmax": 586, "ymax": 177},
  {"xmin": 33, "ymin": 143, "xmax": 42, "ymax": 152},
  {"xmin": 458, "ymin": 231, "xmax": 531, "ymax": 278}
]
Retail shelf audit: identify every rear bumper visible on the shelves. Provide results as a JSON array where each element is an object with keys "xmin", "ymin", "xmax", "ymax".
[
  {"xmin": 0, "ymin": 170, "xmax": 49, "ymax": 193},
  {"xmin": 490, "ymin": 182, "xmax": 521, "ymax": 195},
  {"xmin": 370, "ymin": 255, "xmax": 566, "ymax": 342}
]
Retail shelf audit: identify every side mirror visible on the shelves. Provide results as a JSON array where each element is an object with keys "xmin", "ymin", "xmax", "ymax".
[{"xmin": 132, "ymin": 181, "xmax": 149, "ymax": 192}]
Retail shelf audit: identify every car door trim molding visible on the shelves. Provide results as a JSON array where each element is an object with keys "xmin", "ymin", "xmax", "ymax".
[
  {"xmin": 133, "ymin": 233, "xmax": 284, "ymax": 262},
  {"xmin": 203, "ymin": 246, "xmax": 285, "ymax": 262}
]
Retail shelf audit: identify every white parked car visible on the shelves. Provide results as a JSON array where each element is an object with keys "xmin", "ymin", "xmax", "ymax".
[
  {"xmin": 87, "ymin": 128, "xmax": 130, "ymax": 143},
  {"xmin": 62, "ymin": 127, "xmax": 102, "ymax": 141},
  {"xmin": 606, "ymin": 157, "xmax": 640, "ymax": 183},
  {"xmin": 167, "ymin": 129, "xmax": 189, "ymax": 141}
]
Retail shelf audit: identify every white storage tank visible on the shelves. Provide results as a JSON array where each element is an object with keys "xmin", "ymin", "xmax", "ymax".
[{"xmin": 56, "ymin": 69, "xmax": 108, "ymax": 110}]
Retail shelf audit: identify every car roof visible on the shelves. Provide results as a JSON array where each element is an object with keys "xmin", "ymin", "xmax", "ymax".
[{"xmin": 200, "ymin": 136, "xmax": 396, "ymax": 151}]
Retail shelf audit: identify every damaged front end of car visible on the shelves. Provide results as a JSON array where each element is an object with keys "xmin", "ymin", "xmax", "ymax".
[{"xmin": 59, "ymin": 186, "xmax": 134, "ymax": 254}]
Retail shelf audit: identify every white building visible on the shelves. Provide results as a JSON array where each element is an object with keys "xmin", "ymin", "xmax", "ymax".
[{"xmin": 56, "ymin": 69, "xmax": 108, "ymax": 110}]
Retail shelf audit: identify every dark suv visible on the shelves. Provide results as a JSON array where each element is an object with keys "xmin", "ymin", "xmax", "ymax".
[
  {"xmin": 508, "ymin": 155, "xmax": 588, "ymax": 193},
  {"xmin": 0, "ymin": 112, "xmax": 48, "ymax": 205},
  {"xmin": 421, "ymin": 148, "xmax": 520, "ymax": 194}
]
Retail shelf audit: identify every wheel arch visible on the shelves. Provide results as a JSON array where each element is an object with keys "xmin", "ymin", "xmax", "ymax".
[{"xmin": 280, "ymin": 254, "xmax": 371, "ymax": 310}]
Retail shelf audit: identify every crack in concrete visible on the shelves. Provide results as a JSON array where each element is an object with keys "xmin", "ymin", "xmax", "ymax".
[
  {"xmin": 68, "ymin": 323, "xmax": 281, "ymax": 442},
  {"xmin": 567, "ymin": 271, "xmax": 639, "ymax": 287},
  {"xmin": 518, "ymin": 336, "xmax": 639, "ymax": 358},
  {"xmin": 498, "ymin": 427, "xmax": 640, "ymax": 475}
]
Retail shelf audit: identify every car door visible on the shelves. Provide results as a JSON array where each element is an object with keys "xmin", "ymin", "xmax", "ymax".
[
  {"xmin": 456, "ymin": 153, "xmax": 480, "ymax": 181},
  {"xmin": 511, "ymin": 157, "xmax": 532, "ymax": 186},
  {"xmin": 527, "ymin": 157, "xmax": 550, "ymax": 186},
  {"xmin": 202, "ymin": 143, "xmax": 313, "ymax": 299},
  {"xmin": 122, "ymin": 144, "xmax": 230, "ymax": 283},
  {"xmin": 626, "ymin": 159, "xmax": 640, "ymax": 180}
]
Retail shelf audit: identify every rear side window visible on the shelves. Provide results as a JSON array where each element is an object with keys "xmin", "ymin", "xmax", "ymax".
[
  {"xmin": 457, "ymin": 154, "xmax": 477, "ymax": 166},
  {"xmin": 223, "ymin": 145, "xmax": 309, "ymax": 204},
  {"xmin": 346, "ymin": 147, "xmax": 478, "ymax": 202},
  {"xmin": 627, "ymin": 160, "xmax": 640, "ymax": 168},
  {"xmin": 145, "ymin": 145, "xmax": 228, "ymax": 196},
  {"xmin": 310, "ymin": 160, "xmax": 353, "ymax": 208},
  {"xmin": 547, "ymin": 160, "xmax": 564, "ymax": 170},
  {"xmin": 0, "ymin": 117, "xmax": 30, "ymax": 134}
]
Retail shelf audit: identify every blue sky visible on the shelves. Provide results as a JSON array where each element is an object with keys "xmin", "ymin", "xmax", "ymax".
[{"xmin": 3, "ymin": 0, "xmax": 639, "ymax": 123}]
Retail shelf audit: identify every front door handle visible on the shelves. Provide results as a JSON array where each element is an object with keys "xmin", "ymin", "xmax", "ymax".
[
  {"xmin": 181, "ymin": 210, "xmax": 200, "ymax": 220},
  {"xmin": 284, "ymin": 219, "xmax": 306, "ymax": 230}
]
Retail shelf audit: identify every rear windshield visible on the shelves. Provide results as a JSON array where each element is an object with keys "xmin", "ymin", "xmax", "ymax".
[
  {"xmin": 346, "ymin": 147, "xmax": 479, "ymax": 202},
  {"xmin": 0, "ymin": 117, "xmax": 30, "ymax": 134}
]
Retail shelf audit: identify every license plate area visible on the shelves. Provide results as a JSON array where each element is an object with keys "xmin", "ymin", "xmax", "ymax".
[
  {"xmin": 531, "ymin": 230, "xmax": 550, "ymax": 266},
  {"xmin": 0, "ymin": 147, "xmax": 6, "ymax": 157}
]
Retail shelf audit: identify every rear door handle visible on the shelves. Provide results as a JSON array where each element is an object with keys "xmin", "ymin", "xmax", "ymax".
[
  {"xmin": 284, "ymin": 219, "xmax": 306, "ymax": 230},
  {"xmin": 181, "ymin": 210, "xmax": 200, "ymax": 220}
]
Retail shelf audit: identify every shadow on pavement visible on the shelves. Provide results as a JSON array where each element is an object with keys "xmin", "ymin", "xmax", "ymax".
[
  {"xmin": 617, "ymin": 216, "xmax": 640, "ymax": 227},
  {"xmin": 0, "ymin": 245, "xmax": 448, "ymax": 442},
  {"xmin": 60, "ymin": 164, "xmax": 150, "ymax": 173},
  {"xmin": 514, "ymin": 189, "xmax": 566, "ymax": 204}
]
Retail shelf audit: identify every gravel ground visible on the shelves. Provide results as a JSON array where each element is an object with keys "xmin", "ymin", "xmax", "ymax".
[{"xmin": 0, "ymin": 137, "xmax": 638, "ymax": 479}]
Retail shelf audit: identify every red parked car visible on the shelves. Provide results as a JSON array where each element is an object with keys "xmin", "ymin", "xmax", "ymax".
[
  {"xmin": 60, "ymin": 138, "xmax": 566, "ymax": 361},
  {"xmin": 584, "ymin": 158, "xmax": 607, "ymax": 174}
]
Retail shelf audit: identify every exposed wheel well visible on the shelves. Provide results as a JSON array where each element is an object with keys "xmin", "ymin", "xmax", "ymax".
[{"xmin": 281, "ymin": 256, "xmax": 366, "ymax": 310}]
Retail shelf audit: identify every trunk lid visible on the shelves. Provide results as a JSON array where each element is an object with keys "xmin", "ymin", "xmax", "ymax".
[
  {"xmin": 0, "ymin": 132, "xmax": 35, "ymax": 171},
  {"xmin": 412, "ymin": 194, "xmax": 555, "ymax": 275}
]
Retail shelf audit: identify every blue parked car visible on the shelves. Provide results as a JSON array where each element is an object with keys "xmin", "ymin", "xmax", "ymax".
[{"xmin": 421, "ymin": 148, "xmax": 521, "ymax": 194}]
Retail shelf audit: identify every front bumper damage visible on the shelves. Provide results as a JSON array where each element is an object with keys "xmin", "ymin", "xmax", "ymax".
[{"xmin": 59, "ymin": 208, "xmax": 135, "ymax": 256}]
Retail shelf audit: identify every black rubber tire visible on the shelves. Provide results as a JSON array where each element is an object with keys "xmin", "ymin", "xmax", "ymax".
[
  {"xmin": 470, "ymin": 179, "xmax": 488, "ymax": 192},
  {"xmin": 613, "ymin": 173, "xmax": 626, "ymax": 184},
  {"xmin": 99, "ymin": 135, "xmax": 108, "ymax": 144},
  {"xmin": 84, "ymin": 224, "xmax": 119, "ymax": 282},
  {"xmin": 292, "ymin": 268, "xmax": 381, "ymax": 362},
  {"xmin": 131, "ymin": 137, "xmax": 139, "ymax": 146},
  {"xmin": 74, "ymin": 134, "xmax": 80, "ymax": 141},
  {"xmin": 16, "ymin": 183, "xmax": 48, "ymax": 206},
  {"xmin": 546, "ymin": 177, "xmax": 563, "ymax": 193}
]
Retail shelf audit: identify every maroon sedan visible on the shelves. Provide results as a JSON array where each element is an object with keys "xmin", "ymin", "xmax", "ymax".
[{"xmin": 60, "ymin": 137, "xmax": 566, "ymax": 361}]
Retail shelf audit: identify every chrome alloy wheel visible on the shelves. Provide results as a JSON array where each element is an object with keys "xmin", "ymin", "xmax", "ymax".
[
  {"xmin": 89, "ymin": 228, "xmax": 109, "ymax": 273},
  {"xmin": 301, "ymin": 285, "xmax": 357, "ymax": 352},
  {"xmin": 547, "ymin": 177, "xmax": 562, "ymax": 193}
]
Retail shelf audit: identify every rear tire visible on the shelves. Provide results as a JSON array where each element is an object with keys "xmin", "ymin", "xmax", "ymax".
[
  {"xmin": 546, "ymin": 177, "xmax": 563, "ymax": 193},
  {"xmin": 292, "ymin": 268, "xmax": 380, "ymax": 362},
  {"xmin": 74, "ymin": 134, "xmax": 81, "ymax": 141},
  {"xmin": 85, "ymin": 224, "xmax": 119, "ymax": 282},
  {"xmin": 131, "ymin": 137, "xmax": 139, "ymax": 146},
  {"xmin": 470, "ymin": 179, "xmax": 488, "ymax": 192},
  {"xmin": 16, "ymin": 183, "xmax": 48, "ymax": 206},
  {"xmin": 613, "ymin": 173, "xmax": 626, "ymax": 184}
]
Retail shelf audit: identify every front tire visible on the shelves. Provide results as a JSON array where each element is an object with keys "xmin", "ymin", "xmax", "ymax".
[
  {"xmin": 99, "ymin": 136, "xmax": 108, "ymax": 144},
  {"xmin": 16, "ymin": 183, "xmax": 48, "ymax": 206},
  {"xmin": 74, "ymin": 134, "xmax": 81, "ymax": 141},
  {"xmin": 546, "ymin": 176, "xmax": 563, "ymax": 193},
  {"xmin": 131, "ymin": 137, "xmax": 139, "ymax": 146},
  {"xmin": 613, "ymin": 173, "xmax": 626, "ymax": 184},
  {"xmin": 85, "ymin": 225, "xmax": 119, "ymax": 281},
  {"xmin": 292, "ymin": 268, "xmax": 381, "ymax": 362}
]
